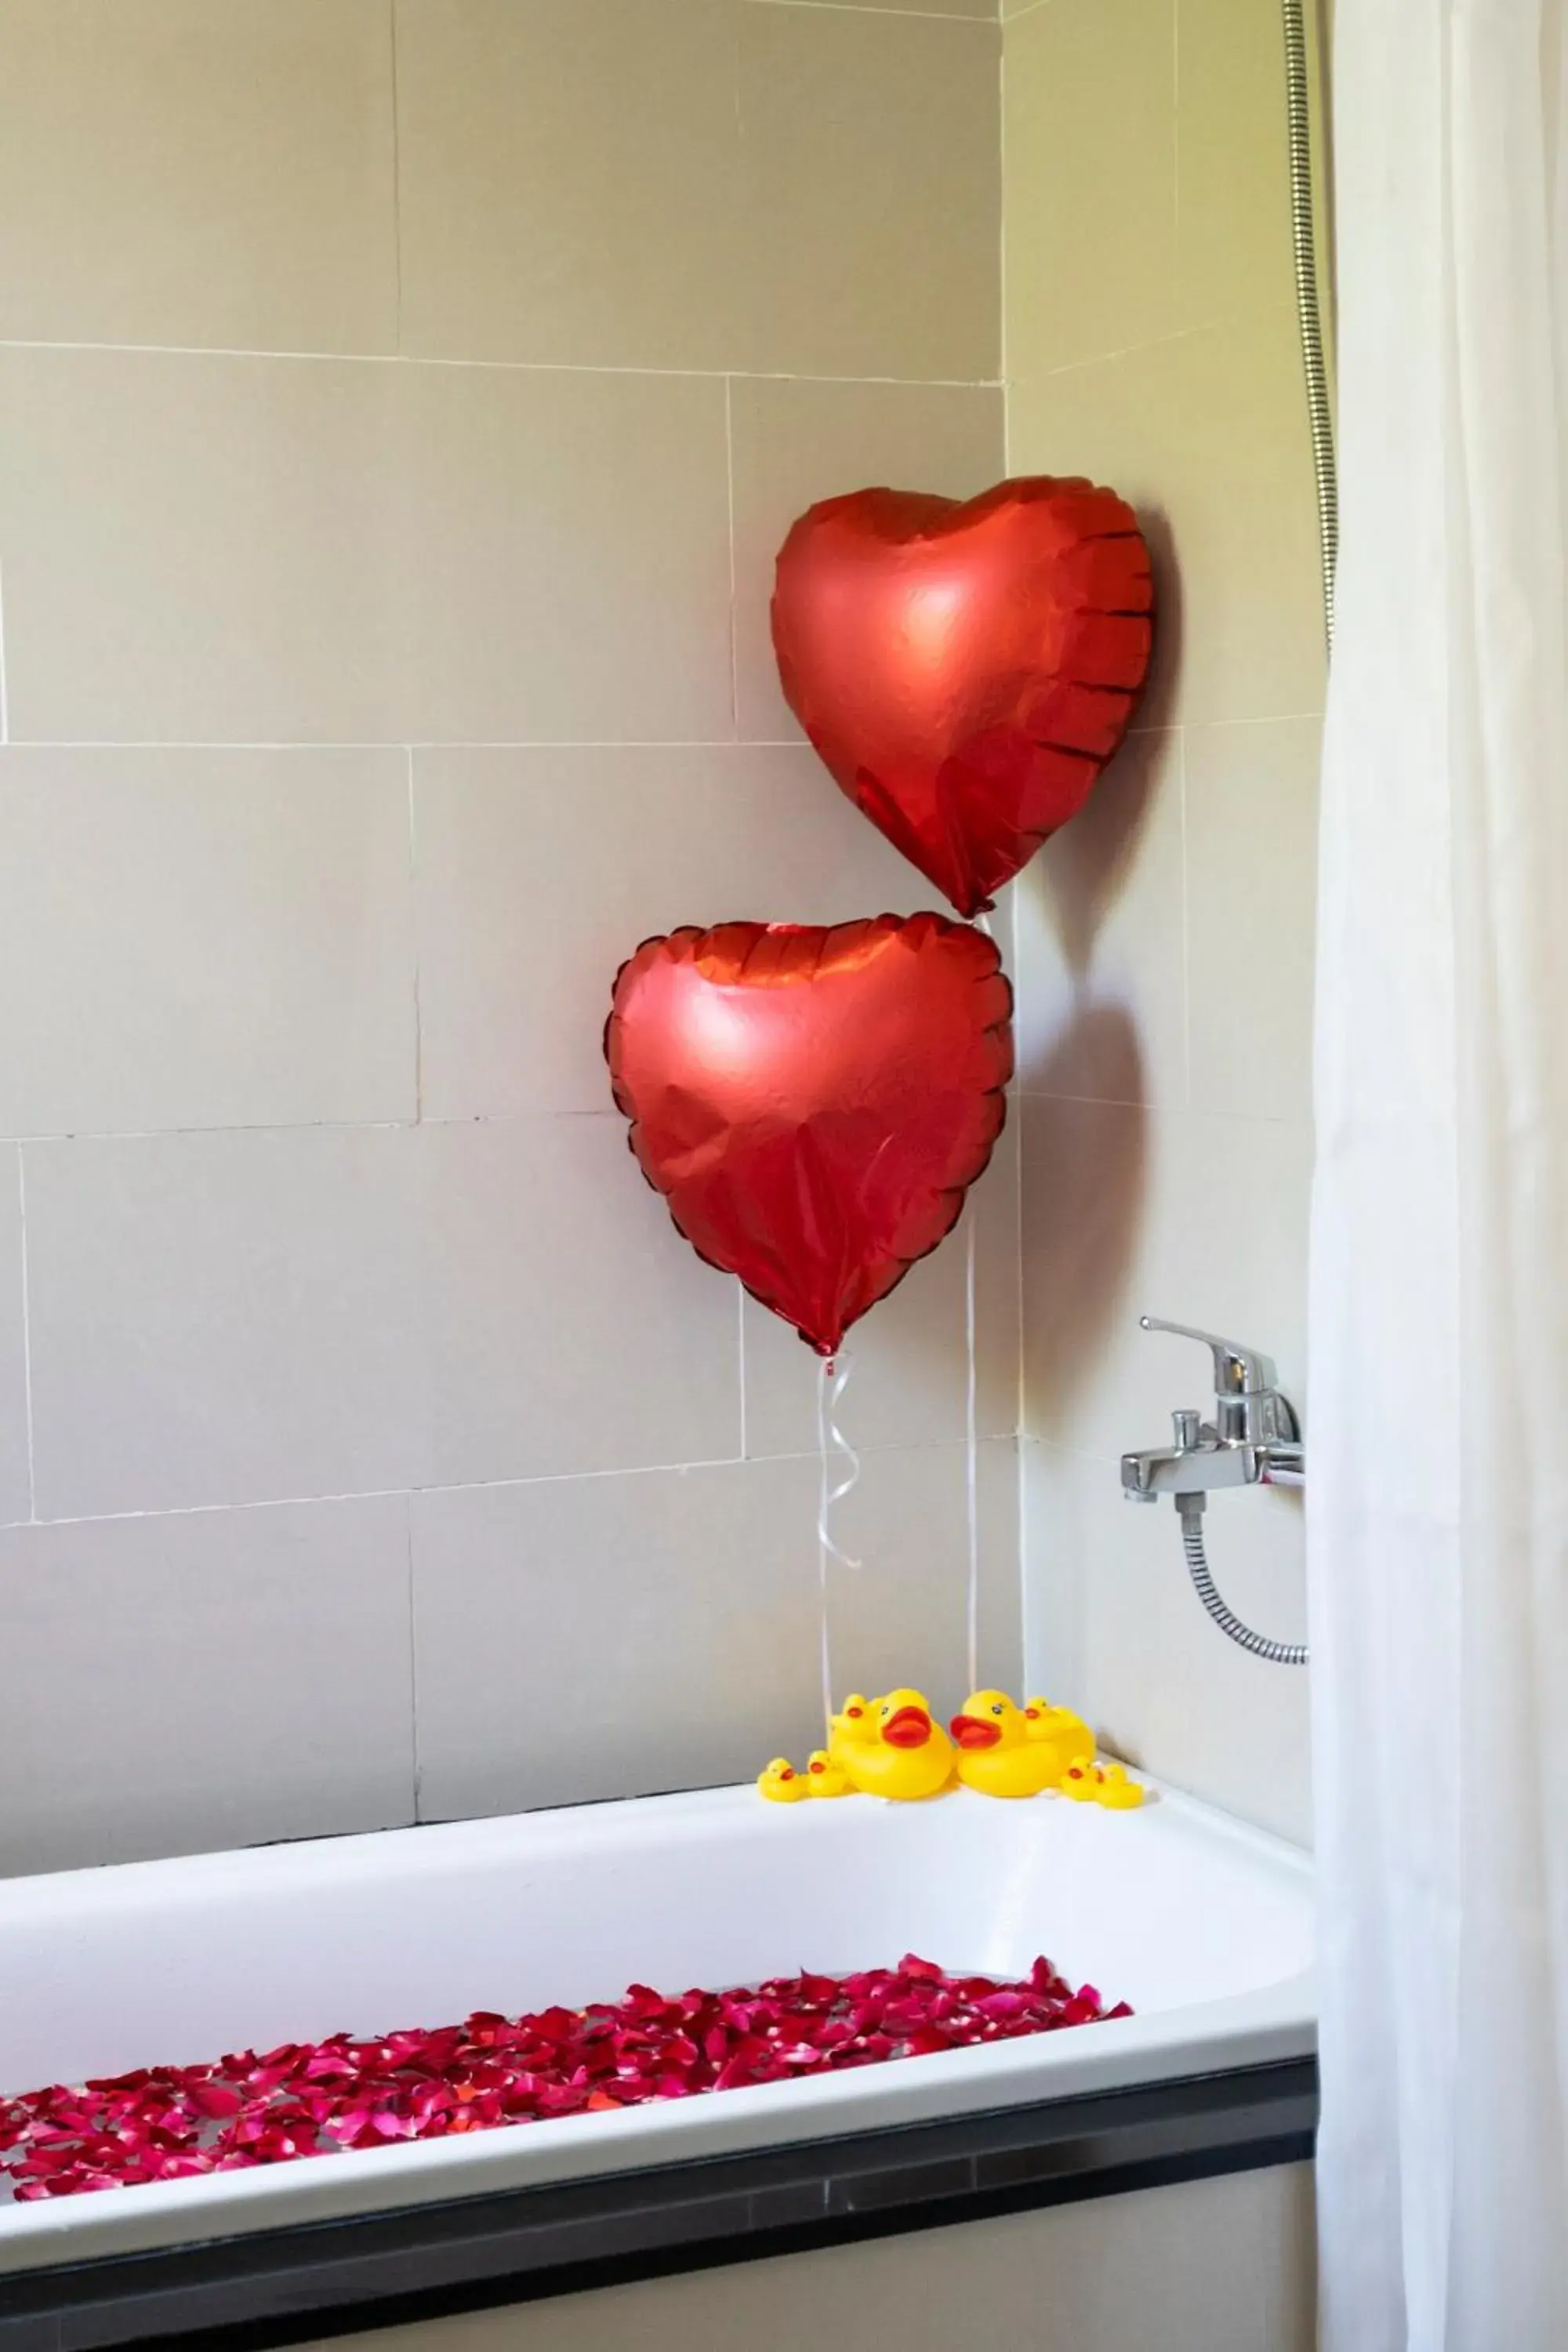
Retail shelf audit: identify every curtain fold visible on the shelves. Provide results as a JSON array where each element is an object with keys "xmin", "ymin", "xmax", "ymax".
[{"xmin": 1311, "ymin": 4, "xmax": 1568, "ymax": 2344}]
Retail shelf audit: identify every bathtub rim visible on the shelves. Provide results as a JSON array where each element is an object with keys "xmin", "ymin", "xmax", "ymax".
[
  {"xmin": 0, "ymin": 2056, "xmax": 1319, "ymax": 2350},
  {"xmin": 0, "ymin": 1773, "xmax": 1312, "ymax": 2278}
]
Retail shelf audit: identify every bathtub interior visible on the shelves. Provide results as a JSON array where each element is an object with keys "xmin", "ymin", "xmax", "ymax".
[{"xmin": 0, "ymin": 1782, "xmax": 1310, "ymax": 2101}]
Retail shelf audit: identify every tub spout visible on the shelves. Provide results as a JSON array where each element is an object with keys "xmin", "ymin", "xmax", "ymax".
[{"xmin": 1120, "ymin": 1317, "xmax": 1305, "ymax": 1501}]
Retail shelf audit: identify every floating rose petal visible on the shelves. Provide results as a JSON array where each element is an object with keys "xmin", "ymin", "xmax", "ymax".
[{"xmin": 0, "ymin": 1955, "xmax": 1128, "ymax": 2205}]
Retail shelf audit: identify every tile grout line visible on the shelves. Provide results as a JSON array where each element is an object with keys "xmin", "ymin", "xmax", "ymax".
[
  {"xmin": 6, "ymin": 740, "xmax": 812, "ymax": 753},
  {"xmin": 737, "ymin": 1283, "xmax": 749, "ymax": 1461},
  {"xmin": 0, "ymin": 338, "xmax": 1000, "ymax": 393},
  {"xmin": 387, "ymin": 0, "xmax": 404, "ymax": 356},
  {"xmin": 745, "ymin": 1, "xmax": 998, "ymax": 19},
  {"xmin": 1178, "ymin": 726, "xmax": 1192, "ymax": 1109},
  {"xmin": 0, "ymin": 1434, "xmax": 1020, "ymax": 1538},
  {"xmin": 1173, "ymin": 0, "xmax": 1181, "ymax": 276},
  {"xmin": 1000, "ymin": 0, "xmax": 1027, "ymax": 1730},
  {"xmin": 724, "ymin": 379, "xmax": 741, "ymax": 739},
  {"xmin": 404, "ymin": 1495, "xmax": 423, "ymax": 1824},
  {"xmin": 997, "ymin": 0, "xmax": 1008, "ymax": 420},
  {"xmin": 0, "ymin": 557, "xmax": 9, "ymax": 744},
  {"xmin": 0, "ymin": 1097, "xmax": 1310, "ymax": 1145},
  {"xmin": 0, "ymin": 1111, "xmax": 610, "ymax": 1147},
  {"xmin": 1011, "ymin": 888, "xmax": 1029, "ymax": 1686},
  {"xmin": 15, "ymin": 1147, "xmax": 35, "ymax": 1523},
  {"xmin": 405, "ymin": 746, "xmax": 423, "ymax": 1123}
]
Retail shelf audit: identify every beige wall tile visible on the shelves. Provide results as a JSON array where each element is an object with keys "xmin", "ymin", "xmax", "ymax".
[
  {"xmin": 1005, "ymin": 0, "xmax": 1323, "ymax": 1842},
  {"xmin": 1007, "ymin": 310, "xmax": 1327, "ymax": 727},
  {"xmin": 0, "ymin": 0, "xmax": 397, "ymax": 355},
  {"xmin": 412, "ymin": 746, "xmax": 924, "ymax": 1123},
  {"xmin": 415, "ymin": 1116, "xmax": 742, "ymax": 1489},
  {"xmin": 1019, "ymin": 1096, "xmax": 1312, "ymax": 1461},
  {"xmin": 1156, "ymin": 301, "xmax": 1329, "ymax": 725},
  {"xmin": 0, "ymin": 347, "xmax": 402, "ymax": 744},
  {"xmin": 741, "ymin": 1142, "xmax": 1019, "ymax": 1456},
  {"xmin": 0, "ymin": 350, "xmax": 736, "ymax": 746},
  {"xmin": 24, "ymin": 1128, "xmax": 426, "ymax": 1519},
  {"xmin": 1177, "ymin": 0, "xmax": 1295, "ymax": 330},
  {"xmin": 737, "ymin": 5, "xmax": 1000, "ymax": 380},
  {"xmin": 826, "ymin": 1436, "xmax": 1022, "ymax": 1711},
  {"xmin": 1013, "ymin": 727, "xmax": 1187, "ymax": 1107},
  {"xmin": 1018, "ymin": 1092, "xmax": 1148, "ymax": 1450},
  {"xmin": 1003, "ymin": 0, "xmax": 1177, "ymax": 380},
  {"xmin": 1024, "ymin": 1439, "xmax": 1310, "ymax": 1840},
  {"xmin": 1005, "ymin": 340, "xmax": 1186, "ymax": 728},
  {"xmin": 0, "ymin": 1157, "xmax": 30, "ymax": 1527},
  {"xmin": 310, "ymin": 2167, "xmax": 1316, "ymax": 2352},
  {"xmin": 0, "ymin": 1497, "xmax": 415, "ymax": 1876},
  {"xmin": 412, "ymin": 1437, "xmax": 1018, "ymax": 1824},
  {"xmin": 24, "ymin": 1115, "xmax": 746, "ymax": 1523},
  {"xmin": 1185, "ymin": 716, "xmax": 1321, "ymax": 1123},
  {"xmin": 395, "ymin": 0, "xmax": 742, "ymax": 370},
  {"xmin": 806, "ymin": 0, "xmax": 996, "ymax": 16},
  {"xmin": 411, "ymin": 1457, "xmax": 824, "ymax": 1819},
  {"xmin": 0, "ymin": 749, "xmax": 416, "ymax": 1135},
  {"xmin": 728, "ymin": 377, "xmax": 1005, "ymax": 743},
  {"xmin": 397, "ymin": 365, "xmax": 733, "ymax": 745}
]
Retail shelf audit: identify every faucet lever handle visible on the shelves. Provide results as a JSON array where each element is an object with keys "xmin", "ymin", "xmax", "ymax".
[{"xmin": 1139, "ymin": 1316, "xmax": 1279, "ymax": 1399}]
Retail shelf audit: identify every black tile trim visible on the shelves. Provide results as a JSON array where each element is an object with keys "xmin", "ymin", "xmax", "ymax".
[{"xmin": 0, "ymin": 2059, "xmax": 1317, "ymax": 2352}]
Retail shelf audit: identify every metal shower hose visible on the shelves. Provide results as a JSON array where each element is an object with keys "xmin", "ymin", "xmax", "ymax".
[
  {"xmin": 1284, "ymin": 0, "xmax": 1338, "ymax": 648},
  {"xmin": 1177, "ymin": 0, "xmax": 1332, "ymax": 1669},
  {"xmin": 1181, "ymin": 1500, "xmax": 1309, "ymax": 1668}
]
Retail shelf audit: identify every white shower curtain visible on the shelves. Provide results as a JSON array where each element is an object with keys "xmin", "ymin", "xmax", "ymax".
[{"xmin": 1311, "ymin": 3, "xmax": 1568, "ymax": 2345}]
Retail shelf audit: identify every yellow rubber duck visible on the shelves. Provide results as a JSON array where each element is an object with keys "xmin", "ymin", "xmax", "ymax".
[
  {"xmin": 839, "ymin": 1688, "xmax": 955, "ymax": 1801},
  {"xmin": 804, "ymin": 1748, "xmax": 853, "ymax": 1798},
  {"xmin": 1022, "ymin": 1696, "xmax": 1096, "ymax": 1780},
  {"xmin": 948, "ymin": 1690, "xmax": 1062, "ymax": 1798},
  {"xmin": 1091, "ymin": 1760, "xmax": 1147, "ymax": 1810},
  {"xmin": 1057, "ymin": 1755, "xmax": 1100, "ymax": 1802},
  {"xmin": 757, "ymin": 1756, "xmax": 811, "ymax": 1803},
  {"xmin": 828, "ymin": 1693, "xmax": 879, "ymax": 1769}
]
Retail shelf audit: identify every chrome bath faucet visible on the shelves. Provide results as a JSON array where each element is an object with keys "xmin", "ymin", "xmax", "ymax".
[{"xmin": 1120, "ymin": 1316, "xmax": 1305, "ymax": 1501}]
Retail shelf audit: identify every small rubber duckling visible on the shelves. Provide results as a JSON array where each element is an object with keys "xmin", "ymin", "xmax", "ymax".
[
  {"xmin": 1023, "ymin": 1696, "xmax": 1097, "ymax": 1780},
  {"xmin": 1057, "ymin": 1755, "xmax": 1100, "ymax": 1802},
  {"xmin": 839, "ymin": 1688, "xmax": 955, "ymax": 1801},
  {"xmin": 804, "ymin": 1748, "xmax": 853, "ymax": 1798},
  {"xmin": 1091, "ymin": 1760, "xmax": 1147, "ymax": 1811},
  {"xmin": 828, "ymin": 1693, "xmax": 879, "ymax": 1769},
  {"xmin": 948, "ymin": 1690, "xmax": 1061, "ymax": 1798},
  {"xmin": 757, "ymin": 1757, "xmax": 811, "ymax": 1803}
]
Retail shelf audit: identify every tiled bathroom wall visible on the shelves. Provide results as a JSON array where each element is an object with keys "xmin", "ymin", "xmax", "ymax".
[
  {"xmin": 1005, "ymin": 0, "xmax": 1325, "ymax": 1841},
  {"xmin": 0, "ymin": 0, "xmax": 1014, "ymax": 1875}
]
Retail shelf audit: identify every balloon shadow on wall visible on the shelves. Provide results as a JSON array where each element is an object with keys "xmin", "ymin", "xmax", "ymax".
[
  {"xmin": 1131, "ymin": 503, "xmax": 1182, "ymax": 736},
  {"xmin": 1025, "ymin": 722, "xmax": 1163, "ymax": 1000},
  {"xmin": 1022, "ymin": 1002, "xmax": 1148, "ymax": 1432},
  {"xmin": 1011, "ymin": 539, "xmax": 1172, "ymax": 1427}
]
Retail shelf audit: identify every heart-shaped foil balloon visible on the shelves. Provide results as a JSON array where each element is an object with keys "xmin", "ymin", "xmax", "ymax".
[
  {"xmin": 605, "ymin": 914, "xmax": 1013, "ymax": 1356},
  {"xmin": 771, "ymin": 476, "xmax": 1154, "ymax": 918}
]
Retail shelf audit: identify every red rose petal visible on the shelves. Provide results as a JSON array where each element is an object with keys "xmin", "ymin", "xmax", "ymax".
[{"xmin": 0, "ymin": 1955, "xmax": 1126, "ymax": 2204}]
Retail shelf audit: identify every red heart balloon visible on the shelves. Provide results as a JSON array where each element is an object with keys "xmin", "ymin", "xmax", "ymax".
[
  {"xmin": 771, "ymin": 476, "xmax": 1154, "ymax": 919},
  {"xmin": 605, "ymin": 914, "xmax": 1013, "ymax": 1357}
]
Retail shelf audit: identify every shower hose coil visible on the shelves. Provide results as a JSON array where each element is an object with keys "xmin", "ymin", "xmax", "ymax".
[
  {"xmin": 1283, "ymin": 0, "xmax": 1338, "ymax": 649},
  {"xmin": 1179, "ymin": 1500, "xmax": 1308, "ymax": 1668},
  {"xmin": 1167, "ymin": 0, "xmax": 1329, "ymax": 1673}
]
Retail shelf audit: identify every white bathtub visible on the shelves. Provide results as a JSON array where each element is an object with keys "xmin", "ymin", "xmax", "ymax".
[{"xmin": 0, "ymin": 1777, "xmax": 1312, "ymax": 2280}]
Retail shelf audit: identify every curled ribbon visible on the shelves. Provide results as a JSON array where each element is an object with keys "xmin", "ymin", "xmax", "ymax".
[{"xmin": 816, "ymin": 1353, "xmax": 862, "ymax": 1733}]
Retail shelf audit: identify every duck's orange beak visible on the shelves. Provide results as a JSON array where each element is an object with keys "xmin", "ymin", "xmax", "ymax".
[
  {"xmin": 950, "ymin": 1714, "xmax": 1001, "ymax": 1750},
  {"xmin": 882, "ymin": 1704, "xmax": 932, "ymax": 1749}
]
